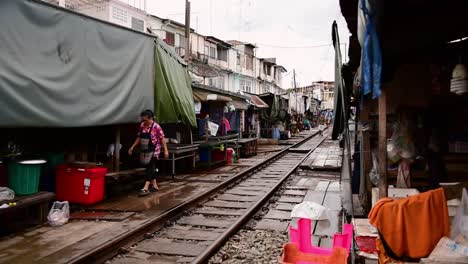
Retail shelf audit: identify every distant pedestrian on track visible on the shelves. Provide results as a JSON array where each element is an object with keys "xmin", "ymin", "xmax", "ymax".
[
  {"xmin": 318, "ymin": 123, "xmax": 325, "ymax": 136},
  {"xmin": 128, "ymin": 110, "xmax": 169, "ymax": 196}
]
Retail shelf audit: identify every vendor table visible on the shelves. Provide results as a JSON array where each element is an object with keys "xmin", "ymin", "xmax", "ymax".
[
  {"xmin": 161, "ymin": 144, "xmax": 199, "ymax": 178},
  {"xmin": 0, "ymin": 192, "xmax": 55, "ymax": 236},
  {"xmin": 196, "ymin": 141, "xmax": 227, "ymax": 168},
  {"xmin": 237, "ymin": 138, "xmax": 258, "ymax": 157},
  {"xmin": 197, "ymin": 134, "xmax": 239, "ymax": 168}
]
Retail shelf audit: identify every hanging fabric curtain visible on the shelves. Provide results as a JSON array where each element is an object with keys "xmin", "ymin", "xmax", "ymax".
[
  {"xmin": 360, "ymin": 0, "xmax": 382, "ymax": 99},
  {"xmin": 331, "ymin": 21, "xmax": 348, "ymax": 140}
]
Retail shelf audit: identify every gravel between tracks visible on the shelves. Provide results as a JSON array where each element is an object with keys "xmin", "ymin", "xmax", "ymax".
[{"xmin": 208, "ymin": 229, "xmax": 287, "ymax": 264}]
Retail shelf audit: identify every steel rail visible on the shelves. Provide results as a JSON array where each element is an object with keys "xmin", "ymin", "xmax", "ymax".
[
  {"xmin": 191, "ymin": 135, "xmax": 327, "ymax": 264},
  {"xmin": 71, "ymin": 131, "xmax": 319, "ymax": 264}
]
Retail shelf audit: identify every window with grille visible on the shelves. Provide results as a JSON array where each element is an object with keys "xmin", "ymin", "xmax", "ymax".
[
  {"xmin": 178, "ymin": 34, "xmax": 186, "ymax": 48},
  {"xmin": 217, "ymin": 47, "xmax": 228, "ymax": 62},
  {"xmin": 165, "ymin": 31, "xmax": 175, "ymax": 46},
  {"xmin": 218, "ymin": 76, "xmax": 225, "ymax": 89},
  {"xmin": 209, "ymin": 78, "xmax": 217, "ymax": 88},
  {"xmin": 131, "ymin": 17, "xmax": 144, "ymax": 32},
  {"xmin": 246, "ymin": 55, "xmax": 253, "ymax": 70},
  {"xmin": 112, "ymin": 6, "xmax": 127, "ymax": 23},
  {"xmin": 240, "ymin": 79, "xmax": 252, "ymax": 93},
  {"xmin": 209, "ymin": 47, "xmax": 216, "ymax": 59}
]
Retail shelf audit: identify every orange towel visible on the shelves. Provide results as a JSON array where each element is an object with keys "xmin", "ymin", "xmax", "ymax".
[{"xmin": 369, "ymin": 188, "xmax": 450, "ymax": 263}]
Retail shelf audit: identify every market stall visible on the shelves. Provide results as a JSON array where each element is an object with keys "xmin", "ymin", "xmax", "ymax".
[
  {"xmin": 336, "ymin": 0, "xmax": 468, "ymax": 263},
  {"xmin": 0, "ymin": 0, "xmax": 197, "ymax": 235}
]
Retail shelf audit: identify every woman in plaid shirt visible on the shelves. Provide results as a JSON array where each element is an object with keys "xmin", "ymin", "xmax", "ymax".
[{"xmin": 128, "ymin": 110, "xmax": 169, "ymax": 196}]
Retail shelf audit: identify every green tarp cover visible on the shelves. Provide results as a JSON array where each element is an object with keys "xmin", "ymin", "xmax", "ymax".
[
  {"xmin": 154, "ymin": 39, "xmax": 197, "ymax": 127},
  {"xmin": 0, "ymin": 1, "xmax": 154, "ymax": 127},
  {"xmin": 332, "ymin": 21, "xmax": 348, "ymax": 140}
]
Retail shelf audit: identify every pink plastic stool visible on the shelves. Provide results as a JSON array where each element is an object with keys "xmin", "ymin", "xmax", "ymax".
[{"xmin": 289, "ymin": 218, "xmax": 353, "ymax": 257}]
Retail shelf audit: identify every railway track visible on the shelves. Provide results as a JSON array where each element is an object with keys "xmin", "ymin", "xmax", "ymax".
[{"xmin": 72, "ymin": 131, "xmax": 325, "ymax": 264}]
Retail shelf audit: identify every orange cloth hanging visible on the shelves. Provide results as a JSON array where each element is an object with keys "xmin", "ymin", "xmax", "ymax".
[{"xmin": 368, "ymin": 188, "xmax": 450, "ymax": 263}]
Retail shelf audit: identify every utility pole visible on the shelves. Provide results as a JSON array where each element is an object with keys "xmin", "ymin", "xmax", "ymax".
[
  {"xmin": 185, "ymin": 0, "xmax": 191, "ymax": 62},
  {"xmin": 293, "ymin": 69, "xmax": 299, "ymax": 122}
]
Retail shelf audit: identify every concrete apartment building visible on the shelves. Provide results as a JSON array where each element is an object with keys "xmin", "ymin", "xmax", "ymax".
[
  {"xmin": 43, "ymin": 0, "xmax": 287, "ymax": 96},
  {"xmin": 298, "ymin": 81, "xmax": 335, "ymax": 110}
]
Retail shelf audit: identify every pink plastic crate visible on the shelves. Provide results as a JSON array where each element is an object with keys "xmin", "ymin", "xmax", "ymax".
[{"xmin": 287, "ymin": 218, "xmax": 353, "ymax": 263}]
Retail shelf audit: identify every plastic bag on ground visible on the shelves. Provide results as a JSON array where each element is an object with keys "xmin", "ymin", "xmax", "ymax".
[
  {"xmin": 291, "ymin": 201, "xmax": 329, "ymax": 220},
  {"xmin": 0, "ymin": 187, "xmax": 15, "ymax": 201},
  {"xmin": 451, "ymin": 188, "xmax": 468, "ymax": 240},
  {"xmin": 48, "ymin": 201, "xmax": 70, "ymax": 227}
]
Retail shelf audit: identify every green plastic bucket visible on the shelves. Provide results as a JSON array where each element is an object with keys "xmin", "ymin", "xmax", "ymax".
[
  {"xmin": 41, "ymin": 153, "xmax": 65, "ymax": 192},
  {"xmin": 8, "ymin": 160, "xmax": 46, "ymax": 195}
]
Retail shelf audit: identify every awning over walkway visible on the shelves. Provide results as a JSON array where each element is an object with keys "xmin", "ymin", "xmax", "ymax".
[
  {"xmin": 245, "ymin": 94, "xmax": 269, "ymax": 108},
  {"xmin": 193, "ymin": 91, "xmax": 232, "ymax": 102},
  {"xmin": 229, "ymin": 99, "xmax": 248, "ymax": 110}
]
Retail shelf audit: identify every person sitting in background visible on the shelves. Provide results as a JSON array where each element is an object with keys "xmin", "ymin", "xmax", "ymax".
[
  {"xmin": 128, "ymin": 110, "xmax": 169, "ymax": 196},
  {"xmin": 303, "ymin": 119, "xmax": 311, "ymax": 130}
]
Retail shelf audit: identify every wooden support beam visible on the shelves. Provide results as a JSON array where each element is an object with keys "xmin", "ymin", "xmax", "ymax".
[
  {"xmin": 378, "ymin": 90, "xmax": 388, "ymax": 198},
  {"xmin": 114, "ymin": 126, "xmax": 121, "ymax": 172},
  {"xmin": 360, "ymin": 105, "xmax": 373, "ymax": 210}
]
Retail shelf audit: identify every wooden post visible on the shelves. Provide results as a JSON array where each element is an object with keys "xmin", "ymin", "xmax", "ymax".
[
  {"xmin": 114, "ymin": 126, "xmax": 121, "ymax": 172},
  {"xmin": 360, "ymin": 105, "xmax": 373, "ymax": 210},
  {"xmin": 378, "ymin": 90, "xmax": 387, "ymax": 198}
]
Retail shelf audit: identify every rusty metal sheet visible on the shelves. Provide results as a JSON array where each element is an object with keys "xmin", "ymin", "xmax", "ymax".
[
  {"xmin": 177, "ymin": 215, "xmax": 233, "ymax": 228},
  {"xmin": 264, "ymin": 209, "xmax": 291, "ymax": 220},
  {"xmin": 255, "ymin": 219, "xmax": 289, "ymax": 232},
  {"xmin": 204, "ymin": 200, "xmax": 252, "ymax": 209}
]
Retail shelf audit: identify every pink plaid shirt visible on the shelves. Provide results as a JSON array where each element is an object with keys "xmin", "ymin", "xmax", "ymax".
[{"xmin": 137, "ymin": 121, "xmax": 165, "ymax": 158}]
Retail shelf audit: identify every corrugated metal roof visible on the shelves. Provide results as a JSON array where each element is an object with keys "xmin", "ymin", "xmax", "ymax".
[
  {"xmin": 230, "ymin": 99, "xmax": 248, "ymax": 110},
  {"xmin": 246, "ymin": 94, "xmax": 269, "ymax": 108},
  {"xmin": 193, "ymin": 91, "xmax": 232, "ymax": 102}
]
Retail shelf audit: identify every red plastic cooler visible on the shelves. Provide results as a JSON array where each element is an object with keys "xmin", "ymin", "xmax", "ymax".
[{"xmin": 56, "ymin": 164, "xmax": 107, "ymax": 205}]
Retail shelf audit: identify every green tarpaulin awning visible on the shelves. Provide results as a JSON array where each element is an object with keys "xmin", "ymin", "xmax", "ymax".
[{"xmin": 154, "ymin": 39, "xmax": 197, "ymax": 127}]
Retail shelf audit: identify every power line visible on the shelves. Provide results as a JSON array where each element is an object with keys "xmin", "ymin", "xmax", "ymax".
[
  {"xmin": 256, "ymin": 43, "xmax": 331, "ymax": 49},
  {"xmin": 256, "ymin": 43, "xmax": 347, "ymax": 49}
]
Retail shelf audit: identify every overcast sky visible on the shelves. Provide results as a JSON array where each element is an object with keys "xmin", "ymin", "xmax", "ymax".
[{"xmin": 141, "ymin": 0, "xmax": 349, "ymax": 87}]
